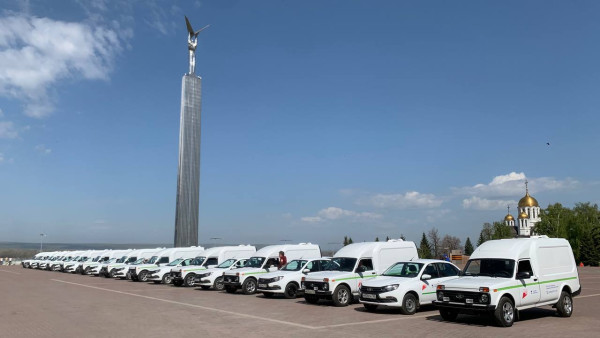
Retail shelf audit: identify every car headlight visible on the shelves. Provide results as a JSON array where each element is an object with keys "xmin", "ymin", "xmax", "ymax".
[
  {"xmin": 274, "ymin": 276, "xmax": 284, "ymax": 282},
  {"xmin": 480, "ymin": 293, "xmax": 489, "ymax": 303},
  {"xmin": 437, "ymin": 292, "xmax": 444, "ymax": 301},
  {"xmin": 383, "ymin": 284, "xmax": 399, "ymax": 292},
  {"xmin": 323, "ymin": 283, "xmax": 329, "ymax": 290}
]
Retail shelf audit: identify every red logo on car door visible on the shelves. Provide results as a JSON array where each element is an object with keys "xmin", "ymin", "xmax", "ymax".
[
  {"xmin": 522, "ymin": 291, "xmax": 527, "ymax": 299},
  {"xmin": 422, "ymin": 284, "xmax": 427, "ymax": 290}
]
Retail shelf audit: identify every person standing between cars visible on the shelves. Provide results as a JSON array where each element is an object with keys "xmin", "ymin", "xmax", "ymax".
[{"xmin": 278, "ymin": 251, "xmax": 287, "ymax": 269}]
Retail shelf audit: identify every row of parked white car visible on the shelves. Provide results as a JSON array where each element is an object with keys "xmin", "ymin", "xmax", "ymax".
[{"xmin": 22, "ymin": 236, "xmax": 582, "ymax": 327}]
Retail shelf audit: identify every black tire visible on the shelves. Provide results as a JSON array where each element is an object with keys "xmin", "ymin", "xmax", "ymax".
[
  {"xmin": 242, "ymin": 278, "xmax": 258, "ymax": 295},
  {"xmin": 284, "ymin": 283, "xmax": 299, "ymax": 299},
  {"xmin": 494, "ymin": 296, "xmax": 515, "ymax": 327},
  {"xmin": 263, "ymin": 292, "xmax": 274, "ymax": 298},
  {"xmin": 556, "ymin": 291, "xmax": 573, "ymax": 317},
  {"xmin": 363, "ymin": 303, "xmax": 378, "ymax": 312},
  {"xmin": 184, "ymin": 274, "xmax": 196, "ymax": 287},
  {"xmin": 332, "ymin": 285, "xmax": 352, "ymax": 307},
  {"xmin": 84, "ymin": 267, "xmax": 91, "ymax": 275},
  {"xmin": 162, "ymin": 274, "xmax": 173, "ymax": 285},
  {"xmin": 173, "ymin": 279, "xmax": 184, "ymax": 287},
  {"xmin": 225, "ymin": 285, "xmax": 237, "ymax": 293},
  {"xmin": 304, "ymin": 295, "xmax": 319, "ymax": 304},
  {"xmin": 400, "ymin": 293, "xmax": 418, "ymax": 315},
  {"xmin": 200, "ymin": 285, "xmax": 211, "ymax": 290},
  {"xmin": 439, "ymin": 309, "xmax": 459, "ymax": 321},
  {"xmin": 109, "ymin": 269, "xmax": 117, "ymax": 278},
  {"xmin": 213, "ymin": 277, "xmax": 224, "ymax": 291}
]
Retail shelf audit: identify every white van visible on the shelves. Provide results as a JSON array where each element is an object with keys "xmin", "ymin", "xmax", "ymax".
[
  {"xmin": 104, "ymin": 249, "xmax": 144, "ymax": 277},
  {"xmin": 360, "ymin": 259, "xmax": 461, "ymax": 314},
  {"xmin": 172, "ymin": 245, "xmax": 257, "ymax": 287},
  {"xmin": 114, "ymin": 248, "xmax": 165, "ymax": 279},
  {"xmin": 146, "ymin": 246, "xmax": 227, "ymax": 285},
  {"xmin": 82, "ymin": 250, "xmax": 112, "ymax": 274},
  {"xmin": 64, "ymin": 250, "xmax": 97, "ymax": 273},
  {"xmin": 193, "ymin": 257, "xmax": 253, "ymax": 290},
  {"xmin": 434, "ymin": 236, "xmax": 581, "ymax": 327},
  {"xmin": 130, "ymin": 246, "xmax": 206, "ymax": 282},
  {"xmin": 223, "ymin": 243, "xmax": 321, "ymax": 294},
  {"xmin": 92, "ymin": 250, "xmax": 134, "ymax": 276},
  {"xmin": 53, "ymin": 251, "xmax": 85, "ymax": 271},
  {"xmin": 301, "ymin": 239, "xmax": 418, "ymax": 306},
  {"xmin": 40, "ymin": 251, "xmax": 66, "ymax": 270},
  {"xmin": 22, "ymin": 252, "xmax": 47, "ymax": 269},
  {"xmin": 257, "ymin": 258, "xmax": 332, "ymax": 298}
]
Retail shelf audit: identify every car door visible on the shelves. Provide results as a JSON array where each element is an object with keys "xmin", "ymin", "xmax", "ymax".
[
  {"xmin": 355, "ymin": 259, "xmax": 376, "ymax": 291},
  {"xmin": 516, "ymin": 259, "xmax": 541, "ymax": 307},
  {"xmin": 419, "ymin": 263, "xmax": 440, "ymax": 303}
]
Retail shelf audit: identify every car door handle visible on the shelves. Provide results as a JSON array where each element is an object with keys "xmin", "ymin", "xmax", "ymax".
[{"xmin": 533, "ymin": 277, "xmax": 538, "ymax": 281}]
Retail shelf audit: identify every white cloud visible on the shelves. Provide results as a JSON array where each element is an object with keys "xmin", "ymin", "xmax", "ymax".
[
  {"xmin": 462, "ymin": 196, "xmax": 518, "ymax": 210},
  {"xmin": 361, "ymin": 191, "xmax": 443, "ymax": 209},
  {"xmin": 454, "ymin": 172, "xmax": 578, "ymax": 197},
  {"xmin": 0, "ymin": 121, "xmax": 18, "ymax": 138},
  {"xmin": 0, "ymin": 14, "xmax": 126, "ymax": 118},
  {"xmin": 35, "ymin": 144, "xmax": 51, "ymax": 154},
  {"xmin": 301, "ymin": 207, "xmax": 382, "ymax": 223},
  {"xmin": 0, "ymin": 108, "xmax": 4, "ymax": 117}
]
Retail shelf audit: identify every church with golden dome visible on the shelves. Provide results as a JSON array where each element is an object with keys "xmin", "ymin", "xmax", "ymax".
[{"xmin": 504, "ymin": 181, "xmax": 541, "ymax": 237}]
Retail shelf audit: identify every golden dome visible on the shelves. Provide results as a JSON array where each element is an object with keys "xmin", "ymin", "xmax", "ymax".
[
  {"xmin": 504, "ymin": 214, "xmax": 514, "ymax": 221},
  {"xmin": 518, "ymin": 192, "xmax": 539, "ymax": 207},
  {"xmin": 518, "ymin": 211, "xmax": 529, "ymax": 219}
]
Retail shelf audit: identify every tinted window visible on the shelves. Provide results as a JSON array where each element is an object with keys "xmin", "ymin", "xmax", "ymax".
[
  {"xmin": 436, "ymin": 263, "xmax": 460, "ymax": 277},
  {"xmin": 204, "ymin": 258, "xmax": 218, "ymax": 266},
  {"xmin": 422, "ymin": 264, "xmax": 439, "ymax": 278},
  {"xmin": 517, "ymin": 260, "xmax": 534, "ymax": 276},
  {"xmin": 265, "ymin": 258, "xmax": 279, "ymax": 268},
  {"xmin": 357, "ymin": 259, "xmax": 374, "ymax": 271},
  {"xmin": 158, "ymin": 257, "xmax": 170, "ymax": 264}
]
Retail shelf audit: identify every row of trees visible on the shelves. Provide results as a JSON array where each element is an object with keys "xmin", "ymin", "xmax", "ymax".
[{"xmin": 418, "ymin": 228, "xmax": 472, "ymax": 259}]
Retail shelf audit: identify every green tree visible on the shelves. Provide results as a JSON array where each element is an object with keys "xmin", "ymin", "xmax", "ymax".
[
  {"xmin": 491, "ymin": 221, "xmax": 513, "ymax": 239},
  {"xmin": 419, "ymin": 233, "xmax": 432, "ymax": 259},
  {"xmin": 375, "ymin": 237, "xmax": 379, "ymax": 242},
  {"xmin": 348, "ymin": 237, "xmax": 354, "ymax": 245},
  {"xmin": 580, "ymin": 226, "xmax": 600, "ymax": 266},
  {"xmin": 386, "ymin": 236, "xmax": 390, "ymax": 241},
  {"xmin": 477, "ymin": 232, "xmax": 486, "ymax": 247},
  {"xmin": 464, "ymin": 237, "xmax": 474, "ymax": 255},
  {"xmin": 399, "ymin": 234, "xmax": 406, "ymax": 241},
  {"xmin": 343, "ymin": 236, "xmax": 349, "ymax": 246}
]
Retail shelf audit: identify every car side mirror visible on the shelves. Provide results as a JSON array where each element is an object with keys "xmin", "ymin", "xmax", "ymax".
[
  {"xmin": 421, "ymin": 274, "xmax": 431, "ymax": 281},
  {"xmin": 356, "ymin": 266, "xmax": 366, "ymax": 273},
  {"xmin": 302, "ymin": 268, "xmax": 310, "ymax": 274},
  {"xmin": 516, "ymin": 271, "xmax": 531, "ymax": 279}
]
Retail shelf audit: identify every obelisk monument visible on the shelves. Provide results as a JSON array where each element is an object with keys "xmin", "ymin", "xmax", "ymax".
[{"xmin": 174, "ymin": 17, "xmax": 209, "ymax": 247}]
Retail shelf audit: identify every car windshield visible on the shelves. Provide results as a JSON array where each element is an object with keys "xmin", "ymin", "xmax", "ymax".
[
  {"xmin": 217, "ymin": 259, "xmax": 236, "ymax": 268},
  {"xmin": 92, "ymin": 256, "xmax": 100, "ymax": 262},
  {"xmin": 168, "ymin": 259, "xmax": 184, "ymax": 266},
  {"xmin": 464, "ymin": 259, "xmax": 515, "ymax": 278},
  {"xmin": 382, "ymin": 262, "xmax": 424, "ymax": 277},
  {"xmin": 281, "ymin": 260, "xmax": 308, "ymax": 271},
  {"xmin": 126, "ymin": 257, "xmax": 137, "ymax": 263},
  {"xmin": 147, "ymin": 256, "xmax": 158, "ymax": 264},
  {"xmin": 105, "ymin": 258, "xmax": 116, "ymax": 264},
  {"xmin": 323, "ymin": 257, "xmax": 357, "ymax": 272},
  {"xmin": 133, "ymin": 258, "xmax": 145, "ymax": 264},
  {"xmin": 244, "ymin": 257, "xmax": 265, "ymax": 268}
]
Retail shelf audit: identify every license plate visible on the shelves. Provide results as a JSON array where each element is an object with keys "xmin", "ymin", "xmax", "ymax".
[
  {"xmin": 443, "ymin": 297, "xmax": 449, "ymax": 302},
  {"xmin": 258, "ymin": 284, "xmax": 267, "ymax": 288},
  {"xmin": 466, "ymin": 299, "xmax": 473, "ymax": 304},
  {"xmin": 362, "ymin": 293, "xmax": 376, "ymax": 299},
  {"xmin": 305, "ymin": 289, "xmax": 315, "ymax": 294}
]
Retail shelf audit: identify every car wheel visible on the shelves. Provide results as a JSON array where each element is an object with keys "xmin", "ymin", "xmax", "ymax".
[
  {"xmin": 213, "ymin": 277, "xmax": 224, "ymax": 291},
  {"xmin": 284, "ymin": 283, "xmax": 299, "ymax": 299},
  {"xmin": 556, "ymin": 291, "xmax": 573, "ymax": 317},
  {"xmin": 439, "ymin": 309, "xmax": 459, "ymax": 321},
  {"xmin": 304, "ymin": 295, "xmax": 319, "ymax": 304},
  {"xmin": 494, "ymin": 296, "xmax": 515, "ymax": 327},
  {"xmin": 109, "ymin": 269, "xmax": 117, "ymax": 278},
  {"xmin": 225, "ymin": 285, "xmax": 237, "ymax": 293},
  {"xmin": 162, "ymin": 274, "xmax": 173, "ymax": 284},
  {"xmin": 332, "ymin": 285, "xmax": 351, "ymax": 307},
  {"xmin": 400, "ymin": 293, "xmax": 418, "ymax": 315},
  {"xmin": 263, "ymin": 292, "xmax": 274, "ymax": 298},
  {"xmin": 184, "ymin": 274, "xmax": 196, "ymax": 287},
  {"xmin": 138, "ymin": 271, "xmax": 149, "ymax": 282},
  {"xmin": 242, "ymin": 278, "xmax": 257, "ymax": 295},
  {"xmin": 363, "ymin": 304, "xmax": 378, "ymax": 312}
]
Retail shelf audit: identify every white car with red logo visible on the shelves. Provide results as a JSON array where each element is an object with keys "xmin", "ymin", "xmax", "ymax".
[{"xmin": 359, "ymin": 259, "xmax": 460, "ymax": 314}]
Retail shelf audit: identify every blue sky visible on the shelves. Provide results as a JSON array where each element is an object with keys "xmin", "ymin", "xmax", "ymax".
[{"xmin": 0, "ymin": 0, "xmax": 598, "ymax": 249}]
